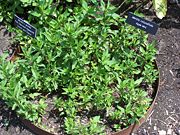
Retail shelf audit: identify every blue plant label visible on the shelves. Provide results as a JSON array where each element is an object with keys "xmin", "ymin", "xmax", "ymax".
[
  {"xmin": 14, "ymin": 15, "xmax": 37, "ymax": 38},
  {"xmin": 126, "ymin": 12, "xmax": 159, "ymax": 35}
]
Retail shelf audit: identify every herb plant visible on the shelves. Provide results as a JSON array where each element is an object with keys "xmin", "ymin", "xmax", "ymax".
[{"xmin": 0, "ymin": 0, "xmax": 158, "ymax": 134}]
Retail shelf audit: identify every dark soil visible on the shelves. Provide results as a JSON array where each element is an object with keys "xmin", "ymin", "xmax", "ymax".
[
  {"xmin": 0, "ymin": 25, "xmax": 12, "ymax": 53},
  {"xmin": 0, "ymin": 3, "xmax": 180, "ymax": 135},
  {"xmin": 0, "ymin": 100, "xmax": 34, "ymax": 135},
  {"xmin": 135, "ymin": 3, "xmax": 180, "ymax": 135}
]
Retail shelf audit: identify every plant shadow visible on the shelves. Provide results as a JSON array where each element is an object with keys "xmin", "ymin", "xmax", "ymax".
[
  {"xmin": 0, "ymin": 23, "xmax": 12, "ymax": 37},
  {"xmin": 0, "ymin": 100, "xmax": 37, "ymax": 135}
]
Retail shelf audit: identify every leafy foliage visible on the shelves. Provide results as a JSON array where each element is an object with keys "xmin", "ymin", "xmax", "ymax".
[
  {"xmin": 153, "ymin": 0, "xmax": 167, "ymax": 19},
  {"xmin": 0, "ymin": 0, "xmax": 158, "ymax": 134}
]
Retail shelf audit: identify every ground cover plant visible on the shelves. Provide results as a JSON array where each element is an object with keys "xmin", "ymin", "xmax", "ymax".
[{"xmin": 0, "ymin": 0, "xmax": 158, "ymax": 134}]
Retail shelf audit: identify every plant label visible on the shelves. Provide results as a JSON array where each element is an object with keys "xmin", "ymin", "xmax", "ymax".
[
  {"xmin": 14, "ymin": 15, "xmax": 37, "ymax": 38},
  {"xmin": 126, "ymin": 12, "xmax": 159, "ymax": 35}
]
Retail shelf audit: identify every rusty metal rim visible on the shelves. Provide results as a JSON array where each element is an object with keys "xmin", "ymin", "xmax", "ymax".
[{"xmin": 20, "ymin": 61, "xmax": 160, "ymax": 135}]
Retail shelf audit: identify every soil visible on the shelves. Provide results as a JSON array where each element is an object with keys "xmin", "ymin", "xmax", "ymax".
[
  {"xmin": 135, "ymin": 3, "xmax": 180, "ymax": 135},
  {"xmin": 0, "ymin": 3, "xmax": 180, "ymax": 135},
  {"xmin": 0, "ymin": 25, "xmax": 12, "ymax": 55}
]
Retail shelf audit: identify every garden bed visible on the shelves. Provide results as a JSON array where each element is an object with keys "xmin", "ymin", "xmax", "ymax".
[{"xmin": 0, "ymin": 1, "xmax": 180, "ymax": 135}]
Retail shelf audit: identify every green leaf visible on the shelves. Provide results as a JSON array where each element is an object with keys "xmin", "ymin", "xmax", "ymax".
[
  {"xmin": 135, "ymin": 78, "xmax": 143, "ymax": 86},
  {"xmin": 72, "ymin": 61, "xmax": 77, "ymax": 70},
  {"xmin": 12, "ymin": 104, "xmax": 17, "ymax": 110},
  {"xmin": 91, "ymin": 116, "xmax": 100, "ymax": 123},
  {"xmin": 66, "ymin": 0, "xmax": 72, "ymax": 2},
  {"xmin": 29, "ymin": 93, "xmax": 41, "ymax": 99},
  {"xmin": 44, "ymin": 31, "xmax": 52, "ymax": 42},
  {"xmin": 31, "ymin": 68, "xmax": 38, "ymax": 79},
  {"xmin": 0, "ymin": 16, "xmax": 3, "ymax": 22},
  {"xmin": 21, "ymin": 74, "xmax": 28, "ymax": 87},
  {"xmin": 153, "ymin": 0, "xmax": 167, "ymax": 19},
  {"xmin": 82, "ymin": 0, "xmax": 88, "ymax": 9},
  {"xmin": 14, "ymin": 82, "xmax": 22, "ymax": 99},
  {"xmin": 29, "ymin": 11, "xmax": 41, "ymax": 17},
  {"xmin": 36, "ymin": 56, "xmax": 42, "ymax": 63},
  {"xmin": 111, "ymin": 13, "xmax": 119, "ymax": 20},
  {"xmin": 20, "ymin": 0, "xmax": 30, "ymax": 2}
]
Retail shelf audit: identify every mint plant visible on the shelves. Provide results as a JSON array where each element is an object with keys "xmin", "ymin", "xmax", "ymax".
[{"xmin": 0, "ymin": 0, "xmax": 158, "ymax": 134}]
